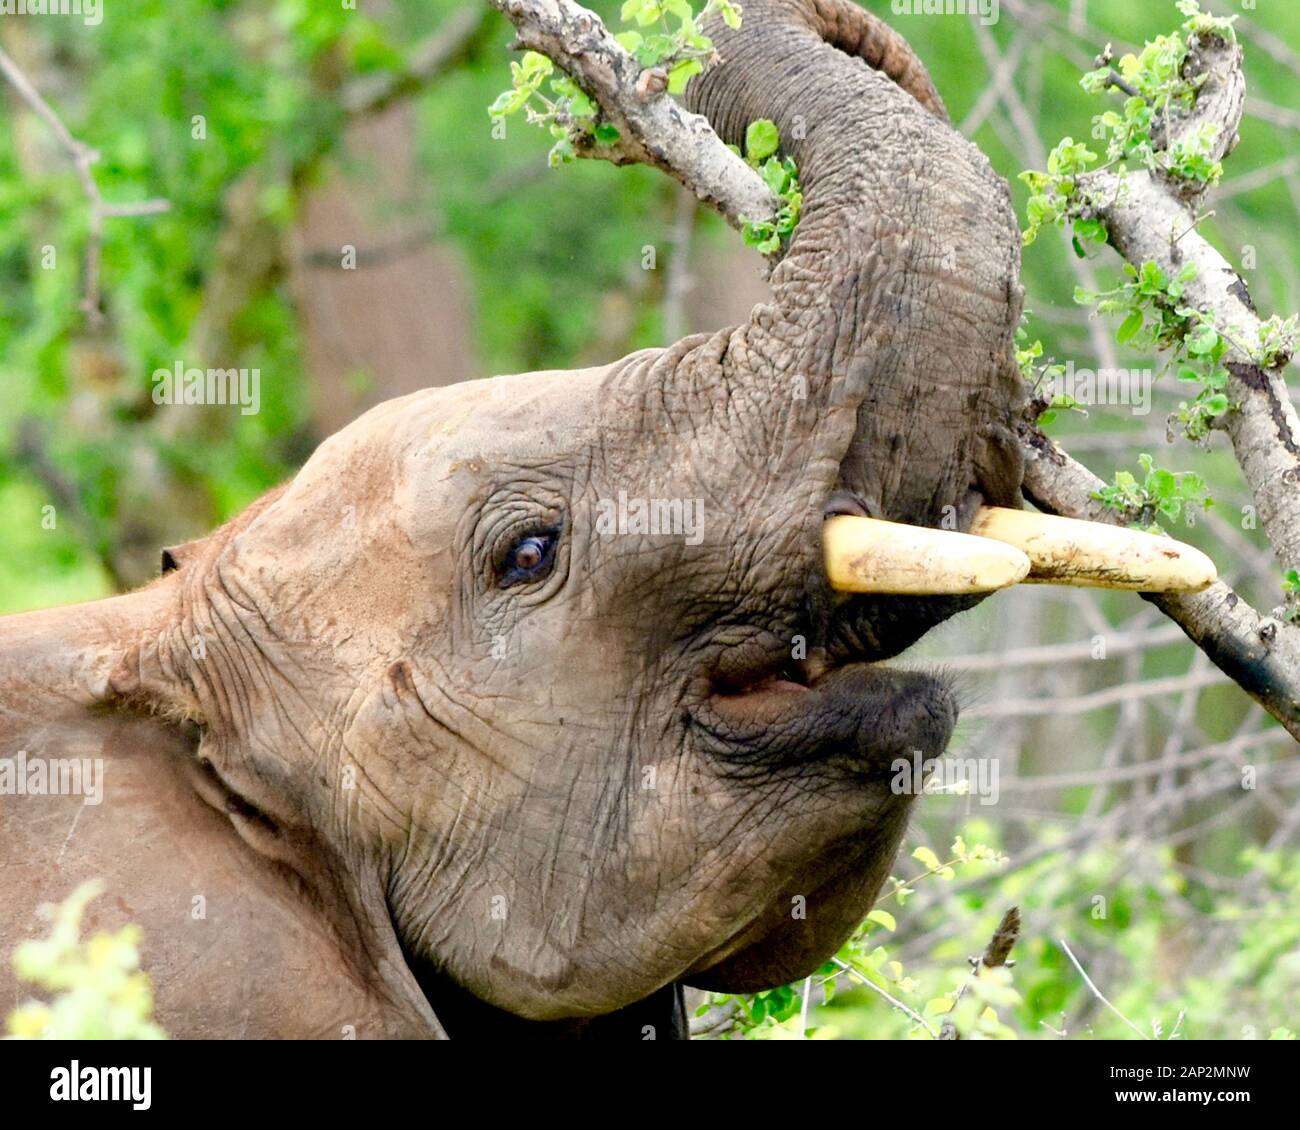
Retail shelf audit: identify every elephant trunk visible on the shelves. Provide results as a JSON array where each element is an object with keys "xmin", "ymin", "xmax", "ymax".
[{"xmin": 684, "ymin": 0, "xmax": 1026, "ymax": 525}]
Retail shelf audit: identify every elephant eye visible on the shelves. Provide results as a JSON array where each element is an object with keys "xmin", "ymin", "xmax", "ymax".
[{"xmin": 500, "ymin": 530, "xmax": 558, "ymax": 588}]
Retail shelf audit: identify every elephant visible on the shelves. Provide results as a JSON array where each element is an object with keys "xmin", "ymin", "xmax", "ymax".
[{"xmin": 0, "ymin": 0, "xmax": 1213, "ymax": 1038}]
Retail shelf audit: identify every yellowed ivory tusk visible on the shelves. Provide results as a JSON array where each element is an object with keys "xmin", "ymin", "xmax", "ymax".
[
  {"xmin": 823, "ymin": 515, "xmax": 1032, "ymax": 595},
  {"xmin": 969, "ymin": 506, "xmax": 1218, "ymax": 592}
]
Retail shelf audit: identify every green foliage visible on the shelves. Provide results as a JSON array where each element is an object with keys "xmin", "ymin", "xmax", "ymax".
[
  {"xmin": 1282, "ymin": 568, "xmax": 1300, "ymax": 622},
  {"xmin": 1173, "ymin": 0, "xmax": 1239, "ymax": 42},
  {"xmin": 706, "ymin": 821, "xmax": 1300, "ymax": 1041},
  {"xmin": 489, "ymin": 0, "xmax": 741, "ymax": 164},
  {"xmin": 701, "ymin": 834, "xmax": 1013, "ymax": 1040},
  {"xmin": 7, "ymin": 881, "xmax": 167, "ymax": 1040},
  {"xmin": 1016, "ymin": 327, "xmax": 1083, "ymax": 428},
  {"xmin": 0, "ymin": 0, "xmax": 382, "ymax": 609},
  {"xmin": 486, "ymin": 3, "xmax": 800, "ymax": 253},
  {"xmin": 1022, "ymin": 0, "xmax": 1236, "ymax": 250},
  {"xmin": 1256, "ymin": 313, "xmax": 1299, "ymax": 369},
  {"xmin": 488, "ymin": 51, "xmax": 605, "ymax": 168},
  {"xmin": 736, "ymin": 119, "xmax": 802, "ymax": 255},
  {"xmin": 617, "ymin": 0, "xmax": 740, "ymax": 92},
  {"xmin": 1092, "ymin": 452, "xmax": 1212, "ymax": 531},
  {"xmin": 1020, "ymin": 136, "xmax": 1098, "ymax": 249},
  {"xmin": 1074, "ymin": 259, "xmax": 1235, "ymax": 440}
]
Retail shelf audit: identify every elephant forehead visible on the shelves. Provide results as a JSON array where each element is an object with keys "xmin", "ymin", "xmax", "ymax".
[
  {"xmin": 262, "ymin": 367, "xmax": 611, "ymax": 530},
  {"xmin": 410, "ymin": 368, "xmax": 610, "ymax": 465}
]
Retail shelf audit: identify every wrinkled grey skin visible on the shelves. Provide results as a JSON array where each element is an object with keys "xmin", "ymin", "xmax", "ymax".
[{"xmin": 0, "ymin": 0, "xmax": 1022, "ymax": 1037}]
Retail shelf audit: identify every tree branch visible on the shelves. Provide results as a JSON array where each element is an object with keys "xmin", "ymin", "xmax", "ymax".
[
  {"xmin": 1073, "ymin": 29, "xmax": 1300, "ymax": 578},
  {"xmin": 939, "ymin": 906, "xmax": 1019, "ymax": 1040},
  {"xmin": 1058, "ymin": 938, "xmax": 1150, "ymax": 1040},
  {"xmin": 1021, "ymin": 423, "xmax": 1300, "ymax": 740},
  {"xmin": 486, "ymin": 0, "xmax": 776, "ymax": 232},
  {"xmin": 341, "ymin": 6, "xmax": 495, "ymax": 117}
]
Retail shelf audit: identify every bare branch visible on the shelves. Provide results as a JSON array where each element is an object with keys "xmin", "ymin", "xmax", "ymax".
[
  {"xmin": 831, "ymin": 957, "xmax": 939, "ymax": 1039},
  {"xmin": 938, "ymin": 907, "xmax": 1020, "ymax": 1040},
  {"xmin": 1059, "ymin": 938, "xmax": 1150, "ymax": 1040},
  {"xmin": 966, "ymin": 669, "xmax": 1230, "ymax": 719},
  {"xmin": 0, "ymin": 44, "xmax": 170, "ymax": 326},
  {"xmin": 341, "ymin": 6, "xmax": 493, "ymax": 117}
]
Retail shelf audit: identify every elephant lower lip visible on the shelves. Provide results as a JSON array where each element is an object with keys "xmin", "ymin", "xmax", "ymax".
[{"xmin": 693, "ymin": 660, "xmax": 957, "ymax": 766}]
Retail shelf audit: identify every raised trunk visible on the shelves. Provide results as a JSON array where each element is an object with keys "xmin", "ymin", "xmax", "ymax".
[{"xmin": 684, "ymin": 0, "xmax": 1025, "ymax": 525}]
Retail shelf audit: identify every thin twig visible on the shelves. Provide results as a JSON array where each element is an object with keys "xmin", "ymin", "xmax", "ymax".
[
  {"xmin": 0, "ymin": 44, "xmax": 170, "ymax": 325},
  {"xmin": 831, "ymin": 958, "xmax": 939, "ymax": 1039},
  {"xmin": 1059, "ymin": 938, "xmax": 1150, "ymax": 1039}
]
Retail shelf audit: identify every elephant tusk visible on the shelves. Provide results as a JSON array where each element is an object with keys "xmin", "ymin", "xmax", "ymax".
[
  {"xmin": 968, "ymin": 506, "xmax": 1218, "ymax": 592},
  {"xmin": 823, "ymin": 515, "xmax": 1032, "ymax": 595}
]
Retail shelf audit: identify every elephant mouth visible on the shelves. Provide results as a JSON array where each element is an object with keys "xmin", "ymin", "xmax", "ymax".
[
  {"xmin": 691, "ymin": 647, "xmax": 958, "ymax": 773},
  {"xmin": 688, "ymin": 500, "xmax": 1220, "ymax": 767}
]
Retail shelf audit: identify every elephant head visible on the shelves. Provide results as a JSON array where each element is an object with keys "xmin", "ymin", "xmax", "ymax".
[{"xmin": 0, "ymin": 0, "xmax": 1211, "ymax": 1037}]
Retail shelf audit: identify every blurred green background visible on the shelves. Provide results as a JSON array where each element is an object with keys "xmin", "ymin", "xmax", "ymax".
[{"xmin": 1, "ymin": 0, "xmax": 1296, "ymax": 1039}]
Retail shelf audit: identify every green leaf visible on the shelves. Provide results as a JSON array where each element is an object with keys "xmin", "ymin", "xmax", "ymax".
[
  {"xmin": 547, "ymin": 136, "xmax": 576, "ymax": 168},
  {"xmin": 1138, "ymin": 260, "xmax": 1168, "ymax": 292},
  {"xmin": 488, "ymin": 89, "xmax": 525, "ymax": 117},
  {"xmin": 1147, "ymin": 468, "xmax": 1176, "ymax": 499},
  {"xmin": 1187, "ymin": 325, "xmax": 1219, "ymax": 354},
  {"xmin": 913, "ymin": 845, "xmax": 942, "ymax": 871},
  {"xmin": 666, "ymin": 58, "xmax": 702, "ymax": 95},
  {"xmin": 866, "ymin": 909, "xmax": 897, "ymax": 932},
  {"xmin": 760, "ymin": 157, "xmax": 790, "ymax": 195},
  {"xmin": 925, "ymin": 995, "xmax": 955, "ymax": 1017},
  {"xmin": 518, "ymin": 51, "xmax": 553, "ymax": 80},
  {"xmin": 1117, "ymin": 310, "xmax": 1144, "ymax": 343},
  {"xmin": 636, "ymin": 32, "xmax": 678, "ymax": 67},
  {"xmin": 568, "ymin": 91, "xmax": 596, "ymax": 119},
  {"xmin": 1073, "ymin": 217, "xmax": 1107, "ymax": 244},
  {"xmin": 745, "ymin": 119, "xmax": 781, "ymax": 163}
]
